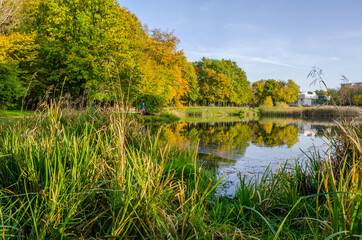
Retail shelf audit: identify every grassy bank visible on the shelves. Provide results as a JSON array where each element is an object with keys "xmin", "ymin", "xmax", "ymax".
[
  {"xmin": 166, "ymin": 106, "xmax": 260, "ymax": 119},
  {"xmin": 135, "ymin": 112, "xmax": 180, "ymax": 125},
  {"xmin": 0, "ymin": 101, "xmax": 361, "ymax": 239},
  {"xmin": 182, "ymin": 115, "xmax": 249, "ymax": 123},
  {"xmin": 0, "ymin": 110, "xmax": 34, "ymax": 117},
  {"xmin": 260, "ymin": 106, "xmax": 361, "ymax": 119}
]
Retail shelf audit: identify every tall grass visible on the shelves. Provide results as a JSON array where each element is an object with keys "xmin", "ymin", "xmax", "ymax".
[
  {"xmin": 208, "ymin": 134, "xmax": 361, "ymax": 239},
  {"xmin": 0, "ymin": 99, "xmax": 228, "ymax": 239},
  {"xmin": 260, "ymin": 106, "xmax": 360, "ymax": 119},
  {"xmin": 210, "ymin": 114, "xmax": 361, "ymax": 239},
  {"xmin": 1, "ymin": 98, "xmax": 361, "ymax": 239}
]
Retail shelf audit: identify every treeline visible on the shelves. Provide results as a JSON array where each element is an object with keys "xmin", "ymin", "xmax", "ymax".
[
  {"xmin": 319, "ymin": 85, "xmax": 362, "ymax": 106},
  {"xmin": 0, "ymin": 0, "xmax": 301, "ymax": 111},
  {"xmin": 0, "ymin": 0, "xmax": 198, "ymax": 110},
  {"xmin": 0, "ymin": 0, "xmax": 250, "ymax": 110}
]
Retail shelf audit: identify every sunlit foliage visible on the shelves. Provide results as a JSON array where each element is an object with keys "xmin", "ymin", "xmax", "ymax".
[
  {"xmin": 0, "ymin": 0, "xmax": 198, "ymax": 108},
  {"xmin": 193, "ymin": 58, "xmax": 251, "ymax": 106},
  {"xmin": 251, "ymin": 79, "xmax": 300, "ymax": 106}
]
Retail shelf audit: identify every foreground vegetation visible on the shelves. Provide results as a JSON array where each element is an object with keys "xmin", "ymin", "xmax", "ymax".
[{"xmin": 0, "ymin": 100, "xmax": 361, "ymax": 239}]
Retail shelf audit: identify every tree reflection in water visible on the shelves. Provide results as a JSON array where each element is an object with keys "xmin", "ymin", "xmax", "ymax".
[
  {"xmin": 160, "ymin": 121, "xmax": 300, "ymax": 157},
  {"xmin": 158, "ymin": 120, "xmax": 330, "ymax": 195}
]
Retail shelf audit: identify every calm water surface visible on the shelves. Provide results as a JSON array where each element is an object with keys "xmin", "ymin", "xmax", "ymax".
[{"xmin": 160, "ymin": 117, "xmax": 332, "ymax": 195}]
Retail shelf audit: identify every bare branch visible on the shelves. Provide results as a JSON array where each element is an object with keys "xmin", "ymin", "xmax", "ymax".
[
  {"xmin": 0, "ymin": 0, "xmax": 24, "ymax": 33},
  {"xmin": 340, "ymin": 75, "xmax": 349, "ymax": 82}
]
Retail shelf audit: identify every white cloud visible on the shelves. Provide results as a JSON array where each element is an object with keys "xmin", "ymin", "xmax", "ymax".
[
  {"xmin": 223, "ymin": 23, "xmax": 259, "ymax": 31},
  {"xmin": 198, "ymin": 1, "xmax": 216, "ymax": 11},
  {"xmin": 187, "ymin": 50, "xmax": 298, "ymax": 68},
  {"xmin": 328, "ymin": 57, "xmax": 339, "ymax": 61}
]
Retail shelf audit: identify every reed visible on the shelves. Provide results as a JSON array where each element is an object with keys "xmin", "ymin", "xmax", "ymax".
[
  {"xmin": 0, "ymin": 97, "xmax": 361, "ymax": 239},
  {"xmin": 0, "ymin": 99, "xmax": 228, "ymax": 239},
  {"xmin": 260, "ymin": 106, "xmax": 360, "ymax": 119},
  {"xmin": 166, "ymin": 106, "xmax": 244, "ymax": 117},
  {"xmin": 208, "ymin": 115, "xmax": 362, "ymax": 239}
]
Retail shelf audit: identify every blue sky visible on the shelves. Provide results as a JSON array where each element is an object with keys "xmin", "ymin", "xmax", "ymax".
[{"xmin": 119, "ymin": 0, "xmax": 362, "ymax": 90}]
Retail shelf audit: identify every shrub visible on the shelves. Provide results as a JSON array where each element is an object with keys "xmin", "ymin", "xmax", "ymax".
[
  {"xmin": 275, "ymin": 101, "xmax": 289, "ymax": 108},
  {"xmin": 260, "ymin": 96, "xmax": 273, "ymax": 107}
]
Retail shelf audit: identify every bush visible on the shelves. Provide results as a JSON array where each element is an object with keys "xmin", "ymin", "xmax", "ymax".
[
  {"xmin": 275, "ymin": 101, "xmax": 289, "ymax": 108},
  {"xmin": 260, "ymin": 96, "xmax": 273, "ymax": 107},
  {"xmin": 134, "ymin": 94, "xmax": 166, "ymax": 114}
]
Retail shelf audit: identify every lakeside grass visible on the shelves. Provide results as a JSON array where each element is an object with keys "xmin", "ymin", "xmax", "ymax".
[
  {"xmin": 260, "ymin": 106, "xmax": 361, "ymax": 119},
  {"xmin": 165, "ymin": 106, "xmax": 260, "ymax": 119},
  {"xmin": 135, "ymin": 112, "xmax": 180, "ymax": 125},
  {"xmin": 0, "ymin": 101, "xmax": 361, "ymax": 239},
  {"xmin": 165, "ymin": 106, "xmax": 242, "ymax": 116},
  {"xmin": 258, "ymin": 116, "xmax": 339, "ymax": 126},
  {"xmin": 0, "ymin": 110, "xmax": 34, "ymax": 117},
  {"xmin": 182, "ymin": 115, "xmax": 248, "ymax": 123}
]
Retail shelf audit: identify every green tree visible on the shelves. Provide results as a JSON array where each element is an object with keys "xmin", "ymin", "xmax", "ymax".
[
  {"xmin": 182, "ymin": 62, "xmax": 199, "ymax": 104},
  {"xmin": 264, "ymin": 79, "xmax": 280, "ymax": 102},
  {"xmin": 315, "ymin": 90, "xmax": 328, "ymax": 105},
  {"xmin": 197, "ymin": 68, "xmax": 231, "ymax": 103},
  {"xmin": 0, "ymin": 31, "xmax": 39, "ymax": 100},
  {"xmin": 32, "ymin": 0, "xmax": 135, "ymax": 99},
  {"xmin": 250, "ymin": 81, "xmax": 265, "ymax": 105},
  {"xmin": 280, "ymin": 79, "xmax": 300, "ymax": 103},
  {"xmin": 193, "ymin": 58, "xmax": 250, "ymax": 105},
  {"xmin": 251, "ymin": 79, "xmax": 300, "ymax": 106},
  {"xmin": 327, "ymin": 88, "xmax": 340, "ymax": 105},
  {"xmin": 0, "ymin": 63, "xmax": 26, "ymax": 109}
]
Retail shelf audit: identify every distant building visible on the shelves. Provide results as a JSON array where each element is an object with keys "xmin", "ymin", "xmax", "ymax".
[
  {"xmin": 297, "ymin": 91, "xmax": 318, "ymax": 106},
  {"xmin": 341, "ymin": 82, "xmax": 362, "ymax": 87}
]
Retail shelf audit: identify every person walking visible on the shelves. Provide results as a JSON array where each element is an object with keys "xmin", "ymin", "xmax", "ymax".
[{"xmin": 140, "ymin": 103, "xmax": 146, "ymax": 115}]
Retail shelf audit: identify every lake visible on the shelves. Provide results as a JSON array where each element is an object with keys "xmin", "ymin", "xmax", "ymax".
[{"xmin": 159, "ymin": 117, "xmax": 333, "ymax": 196}]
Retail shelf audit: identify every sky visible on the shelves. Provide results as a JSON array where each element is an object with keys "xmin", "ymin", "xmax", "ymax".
[{"xmin": 119, "ymin": 0, "xmax": 362, "ymax": 91}]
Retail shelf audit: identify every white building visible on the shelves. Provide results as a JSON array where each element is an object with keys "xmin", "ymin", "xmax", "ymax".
[{"xmin": 297, "ymin": 91, "xmax": 318, "ymax": 106}]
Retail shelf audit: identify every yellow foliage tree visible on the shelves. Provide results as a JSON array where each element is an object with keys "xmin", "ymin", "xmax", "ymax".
[
  {"xmin": 261, "ymin": 96, "xmax": 273, "ymax": 107},
  {"xmin": 0, "ymin": 32, "xmax": 38, "ymax": 65}
]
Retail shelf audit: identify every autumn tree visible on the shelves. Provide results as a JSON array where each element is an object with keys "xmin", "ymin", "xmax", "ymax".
[
  {"xmin": 181, "ymin": 62, "xmax": 199, "ymax": 104},
  {"xmin": 198, "ymin": 68, "xmax": 231, "ymax": 103},
  {"xmin": 338, "ymin": 85, "xmax": 362, "ymax": 106},
  {"xmin": 193, "ymin": 58, "xmax": 250, "ymax": 105},
  {"xmin": 251, "ymin": 79, "xmax": 300, "ymax": 106},
  {"xmin": 29, "ymin": 0, "xmax": 137, "ymax": 99},
  {"xmin": 139, "ymin": 29, "xmax": 196, "ymax": 107},
  {"xmin": 279, "ymin": 80, "xmax": 300, "ymax": 103},
  {"xmin": 261, "ymin": 96, "xmax": 273, "ymax": 107},
  {"xmin": 250, "ymin": 81, "xmax": 265, "ymax": 105},
  {"xmin": 0, "ymin": 31, "xmax": 39, "ymax": 106}
]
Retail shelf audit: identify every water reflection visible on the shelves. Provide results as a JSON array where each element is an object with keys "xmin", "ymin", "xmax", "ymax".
[
  {"xmin": 161, "ymin": 121, "xmax": 305, "ymax": 154},
  {"xmin": 159, "ymin": 119, "xmax": 330, "ymax": 195}
]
